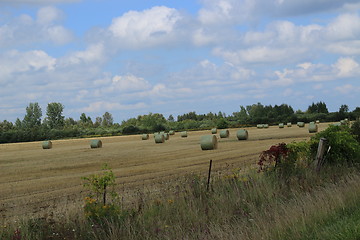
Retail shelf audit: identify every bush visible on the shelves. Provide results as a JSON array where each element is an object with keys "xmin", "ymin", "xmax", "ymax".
[
  {"xmin": 351, "ymin": 118, "xmax": 360, "ymax": 143},
  {"xmin": 310, "ymin": 125, "xmax": 360, "ymax": 166},
  {"xmin": 122, "ymin": 125, "xmax": 140, "ymax": 135}
]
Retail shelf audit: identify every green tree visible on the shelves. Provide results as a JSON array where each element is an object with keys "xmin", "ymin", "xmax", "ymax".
[
  {"xmin": 102, "ymin": 112, "xmax": 113, "ymax": 127},
  {"xmin": 168, "ymin": 114, "xmax": 175, "ymax": 122},
  {"xmin": 46, "ymin": 102, "xmax": 65, "ymax": 129},
  {"xmin": 22, "ymin": 102, "xmax": 42, "ymax": 128}
]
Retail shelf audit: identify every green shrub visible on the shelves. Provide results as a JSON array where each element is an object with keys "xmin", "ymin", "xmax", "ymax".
[
  {"xmin": 351, "ymin": 118, "xmax": 360, "ymax": 143},
  {"xmin": 310, "ymin": 125, "xmax": 360, "ymax": 166}
]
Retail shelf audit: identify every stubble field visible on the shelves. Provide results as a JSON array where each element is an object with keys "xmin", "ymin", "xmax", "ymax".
[{"xmin": 0, "ymin": 124, "xmax": 327, "ymax": 221}]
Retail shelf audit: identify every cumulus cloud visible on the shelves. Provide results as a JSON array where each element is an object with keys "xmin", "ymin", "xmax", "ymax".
[
  {"xmin": 109, "ymin": 6, "xmax": 184, "ymax": 48},
  {"xmin": 0, "ymin": 50, "xmax": 56, "ymax": 81},
  {"xmin": 0, "ymin": 6, "xmax": 73, "ymax": 47}
]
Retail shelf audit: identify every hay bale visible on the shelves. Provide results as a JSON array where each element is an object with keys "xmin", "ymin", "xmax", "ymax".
[
  {"xmin": 297, "ymin": 122, "xmax": 305, "ymax": 127},
  {"xmin": 42, "ymin": 141, "xmax": 52, "ymax": 149},
  {"xmin": 211, "ymin": 128, "xmax": 217, "ymax": 134},
  {"xmin": 264, "ymin": 124, "xmax": 269, "ymax": 128},
  {"xmin": 287, "ymin": 122, "xmax": 292, "ymax": 127},
  {"xmin": 220, "ymin": 129, "xmax": 229, "ymax": 138},
  {"xmin": 236, "ymin": 129, "xmax": 248, "ymax": 140},
  {"xmin": 257, "ymin": 124, "xmax": 264, "ymax": 129},
  {"xmin": 200, "ymin": 135, "xmax": 218, "ymax": 150},
  {"xmin": 155, "ymin": 134, "xmax": 165, "ymax": 143},
  {"xmin": 90, "ymin": 139, "xmax": 102, "ymax": 148},
  {"xmin": 169, "ymin": 130, "xmax": 175, "ymax": 135},
  {"xmin": 316, "ymin": 120, "xmax": 320, "ymax": 124},
  {"xmin": 332, "ymin": 122, "xmax": 341, "ymax": 126},
  {"xmin": 279, "ymin": 123, "xmax": 284, "ymax": 128},
  {"xmin": 142, "ymin": 134, "xmax": 149, "ymax": 140},
  {"xmin": 164, "ymin": 133, "xmax": 169, "ymax": 140},
  {"xmin": 181, "ymin": 131, "xmax": 188, "ymax": 137},
  {"xmin": 309, "ymin": 123, "xmax": 318, "ymax": 133}
]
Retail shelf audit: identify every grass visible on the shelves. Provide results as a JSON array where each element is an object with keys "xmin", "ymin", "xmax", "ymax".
[{"xmin": 1, "ymin": 166, "xmax": 360, "ymax": 240}]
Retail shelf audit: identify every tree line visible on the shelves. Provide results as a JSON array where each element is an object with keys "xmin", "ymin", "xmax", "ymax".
[{"xmin": 0, "ymin": 101, "xmax": 359, "ymax": 143}]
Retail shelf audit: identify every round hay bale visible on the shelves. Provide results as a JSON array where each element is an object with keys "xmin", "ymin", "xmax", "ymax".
[
  {"xmin": 200, "ymin": 135, "xmax": 218, "ymax": 150},
  {"xmin": 211, "ymin": 128, "xmax": 217, "ymax": 134},
  {"xmin": 42, "ymin": 141, "xmax": 52, "ymax": 149},
  {"xmin": 181, "ymin": 131, "xmax": 188, "ymax": 138},
  {"xmin": 309, "ymin": 121, "xmax": 315, "ymax": 125},
  {"xmin": 257, "ymin": 124, "xmax": 264, "ymax": 129},
  {"xmin": 142, "ymin": 134, "xmax": 149, "ymax": 140},
  {"xmin": 220, "ymin": 129, "xmax": 229, "ymax": 138},
  {"xmin": 164, "ymin": 133, "xmax": 169, "ymax": 140},
  {"xmin": 316, "ymin": 120, "xmax": 320, "ymax": 124},
  {"xmin": 332, "ymin": 122, "xmax": 341, "ymax": 126},
  {"xmin": 169, "ymin": 130, "xmax": 175, "ymax": 135},
  {"xmin": 287, "ymin": 122, "xmax": 292, "ymax": 127},
  {"xmin": 279, "ymin": 123, "xmax": 284, "ymax": 128},
  {"xmin": 236, "ymin": 129, "xmax": 248, "ymax": 140},
  {"xmin": 308, "ymin": 123, "xmax": 318, "ymax": 133},
  {"xmin": 155, "ymin": 134, "xmax": 165, "ymax": 143},
  {"xmin": 297, "ymin": 122, "xmax": 305, "ymax": 127},
  {"xmin": 263, "ymin": 124, "xmax": 269, "ymax": 128},
  {"xmin": 90, "ymin": 139, "xmax": 102, "ymax": 148}
]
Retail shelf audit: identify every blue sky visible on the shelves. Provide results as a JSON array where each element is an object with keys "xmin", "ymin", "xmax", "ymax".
[{"xmin": 1, "ymin": 0, "xmax": 360, "ymax": 123}]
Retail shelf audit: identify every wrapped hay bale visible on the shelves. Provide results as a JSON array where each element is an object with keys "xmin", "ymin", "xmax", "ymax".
[
  {"xmin": 220, "ymin": 129, "xmax": 229, "ymax": 138},
  {"xmin": 308, "ymin": 123, "xmax": 318, "ymax": 133},
  {"xmin": 264, "ymin": 124, "xmax": 269, "ymax": 128},
  {"xmin": 42, "ymin": 141, "xmax": 52, "ymax": 149},
  {"xmin": 236, "ymin": 129, "xmax": 248, "ymax": 140},
  {"xmin": 287, "ymin": 122, "xmax": 292, "ymax": 127},
  {"xmin": 211, "ymin": 128, "xmax": 217, "ymax": 134},
  {"xmin": 181, "ymin": 131, "xmax": 188, "ymax": 137},
  {"xmin": 200, "ymin": 135, "xmax": 218, "ymax": 150},
  {"xmin": 90, "ymin": 139, "xmax": 102, "ymax": 148},
  {"xmin": 257, "ymin": 124, "xmax": 264, "ymax": 129},
  {"xmin": 155, "ymin": 134, "xmax": 165, "ymax": 143},
  {"xmin": 142, "ymin": 134, "xmax": 149, "ymax": 140},
  {"xmin": 297, "ymin": 122, "xmax": 305, "ymax": 127},
  {"xmin": 279, "ymin": 123, "xmax": 284, "ymax": 128}
]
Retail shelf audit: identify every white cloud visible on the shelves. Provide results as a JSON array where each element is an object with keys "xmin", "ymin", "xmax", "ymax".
[
  {"xmin": 325, "ymin": 14, "xmax": 360, "ymax": 41},
  {"xmin": 335, "ymin": 84, "xmax": 360, "ymax": 94},
  {"xmin": 0, "ymin": 6, "xmax": 73, "ymax": 47},
  {"xmin": 36, "ymin": 6, "xmax": 63, "ymax": 25},
  {"xmin": 333, "ymin": 57, "xmax": 360, "ymax": 77},
  {"xmin": 63, "ymin": 43, "xmax": 106, "ymax": 65},
  {"xmin": 0, "ymin": 50, "xmax": 56, "ymax": 81},
  {"xmin": 109, "ymin": 75, "xmax": 151, "ymax": 92},
  {"xmin": 81, "ymin": 101, "xmax": 147, "ymax": 113},
  {"xmin": 109, "ymin": 6, "xmax": 183, "ymax": 48}
]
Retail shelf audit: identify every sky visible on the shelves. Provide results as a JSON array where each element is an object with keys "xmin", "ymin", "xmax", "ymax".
[{"xmin": 1, "ymin": 0, "xmax": 360, "ymax": 123}]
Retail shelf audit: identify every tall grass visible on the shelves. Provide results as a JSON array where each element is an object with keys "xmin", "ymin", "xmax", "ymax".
[{"xmin": 1, "ymin": 166, "xmax": 360, "ymax": 240}]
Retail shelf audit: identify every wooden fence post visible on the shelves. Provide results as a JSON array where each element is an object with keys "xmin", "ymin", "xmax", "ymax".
[
  {"xmin": 315, "ymin": 138, "xmax": 328, "ymax": 172},
  {"xmin": 207, "ymin": 160, "xmax": 213, "ymax": 191}
]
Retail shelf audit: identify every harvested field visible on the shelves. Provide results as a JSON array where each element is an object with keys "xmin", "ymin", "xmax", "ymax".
[{"xmin": 0, "ymin": 124, "xmax": 328, "ymax": 221}]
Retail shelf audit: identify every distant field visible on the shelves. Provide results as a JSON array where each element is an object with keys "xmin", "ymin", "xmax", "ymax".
[{"xmin": 0, "ymin": 123, "xmax": 328, "ymax": 221}]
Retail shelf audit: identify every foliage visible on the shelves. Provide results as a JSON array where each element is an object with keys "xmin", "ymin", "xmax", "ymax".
[
  {"xmin": 122, "ymin": 125, "xmax": 140, "ymax": 134},
  {"xmin": 46, "ymin": 102, "xmax": 65, "ymax": 128},
  {"xmin": 310, "ymin": 125, "xmax": 360, "ymax": 166},
  {"xmin": 22, "ymin": 102, "xmax": 42, "ymax": 128},
  {"xmin": 258, "ymin": 143, "xmax": 289, "ymax": 172},
  {"xmin": 351, "ymin": 118, "xmax": 360, "ymax": 143},
  {"xmin": 307, "ymin": 101, "xmax": 328, "ymax": 114},
  {"xmin": 82, "ymin": 164, "xmax": 119, "ymax": 222},
  {"xmin": 216, "ymin": 118, "xmax": 228, "ymax": 129},
  {"xmin": 102, "ymin": 112, "xmax": 113, "ymax": 127}
]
